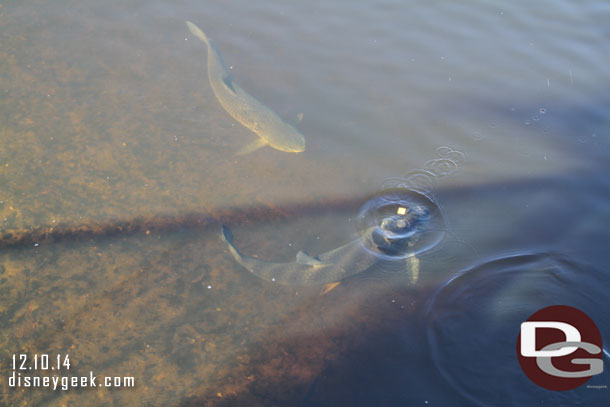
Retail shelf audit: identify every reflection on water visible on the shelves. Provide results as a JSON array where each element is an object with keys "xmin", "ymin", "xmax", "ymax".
[
  {"xmin": 1, "ymin": 0, "xmax": 609, "ymax": 405},
  {"xmin": 356, "ymin": 188, "xmax": 445, "ymax": 261}
]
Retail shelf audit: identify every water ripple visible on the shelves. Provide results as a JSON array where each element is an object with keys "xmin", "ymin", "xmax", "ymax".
[{"xmin": 426, "ymin": 253, "xmax": 610, "ymax": 406}]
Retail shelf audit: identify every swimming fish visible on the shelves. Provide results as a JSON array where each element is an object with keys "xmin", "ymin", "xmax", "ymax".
[
  {"xmin": 220, "ymin": 225, "xmax": 420, "ymax": 286},
  {"xmin": 186, "ymin": 21, "xmax": 306, "ymax": 155}
]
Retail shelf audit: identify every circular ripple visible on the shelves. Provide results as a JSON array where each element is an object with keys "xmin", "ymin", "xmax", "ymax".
[
  {"xmin": 424, "ymin": 158, "xmax": 459, "ymax": 176},
  {"xmin": 400, "ymin": 169, "xmax": 439, "ymax": 193},
  {"xmin": 435, "ymin": 146, "xmax": 466, "ymax": 166},
  {"xmin": 383, "ymin": 146, "xmax": 465, "ymax": 193},
  {"xmin": 426, "ymin": 253, "xmax": 610, "ymax": 407},
  {"xmin": 356, "ymin": 188, "xmax": 446, "ymax": 260}
]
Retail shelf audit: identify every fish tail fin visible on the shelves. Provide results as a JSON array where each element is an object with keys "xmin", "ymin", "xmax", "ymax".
[
  {"xmin": 186, "ymin": 21, "xmax": 210, "ymax": 45},
  {"xmin": 220, "ymin": 225, "xmax": 244, "ymax": 262}
]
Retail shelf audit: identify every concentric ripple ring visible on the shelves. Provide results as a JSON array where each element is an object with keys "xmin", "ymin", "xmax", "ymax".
[{"xmin": 356, "ymin": 188, "xmax": 446, "ymax": 260}]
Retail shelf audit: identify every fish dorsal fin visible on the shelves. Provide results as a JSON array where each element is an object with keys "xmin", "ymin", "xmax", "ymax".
[
  {"xmin": 235, "ymin": 138, "xmax": 267, "ymax": 156},
  {"xmin": 296, "ymin": 250, "xmax": 324, "ymax": 266}
]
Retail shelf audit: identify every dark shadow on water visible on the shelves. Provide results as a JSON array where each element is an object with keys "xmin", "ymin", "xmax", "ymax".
[
  {"xmin": 2, "ymin": 169, "xmax": 608, "ymax": 407},
  {"xmin": 171, "ymin": 280, "xmax": 462, "ymax": 407},
  {"xmin": 166, "ymin": 169, "xmax": 607, "ymax": 407}
]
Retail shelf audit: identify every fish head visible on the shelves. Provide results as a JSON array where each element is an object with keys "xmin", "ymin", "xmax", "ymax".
[
  {"xmin": 271, "ymin": 124, "xmax": 306, "ymax": 153},
  {"xmin": 276, "ymin": 135, "xmax": 305, "ymax": 153}
]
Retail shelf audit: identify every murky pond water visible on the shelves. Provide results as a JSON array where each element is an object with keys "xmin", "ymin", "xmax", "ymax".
[{"xmin": 1, "ymin": 0, "xmax": 609, "ymax": 406}]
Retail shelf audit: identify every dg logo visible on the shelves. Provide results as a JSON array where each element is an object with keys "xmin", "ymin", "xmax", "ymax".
[{"xmin": 517, "ymin": 305, "xmax": 604, "ymax": 390}]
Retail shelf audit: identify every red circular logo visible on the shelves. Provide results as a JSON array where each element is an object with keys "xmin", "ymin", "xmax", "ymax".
[{"xmin": 516, "ymin": 305, "xmax": 603, "ymax": 391}]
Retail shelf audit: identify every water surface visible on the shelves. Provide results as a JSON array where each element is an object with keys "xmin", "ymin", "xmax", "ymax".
[{"xmin": 1, "ymin": 0, "xmax": 609, "ymax": 406}]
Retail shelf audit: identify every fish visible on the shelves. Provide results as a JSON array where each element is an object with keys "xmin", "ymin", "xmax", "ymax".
[
  {"xmin": 186, "ymin": 21, "xmax": 306, "ymax": 155},
  {"xmin": 220, "ymin": 225, "xmax": 419, "ymax": 286}
]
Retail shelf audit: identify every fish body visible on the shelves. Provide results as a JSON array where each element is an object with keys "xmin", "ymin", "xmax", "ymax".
[
  {"xmin": 220, "ymin": 225, "xmax": 419, "ymax": 286},
  {"xmin": 186, "ymin": 21, "xmax": 305, "ymax": 154}
]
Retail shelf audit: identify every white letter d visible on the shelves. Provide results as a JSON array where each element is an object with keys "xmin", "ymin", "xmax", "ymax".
[{"xmin": 521, "ymin": 321, "xmax": 581, "ymax": 357}]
